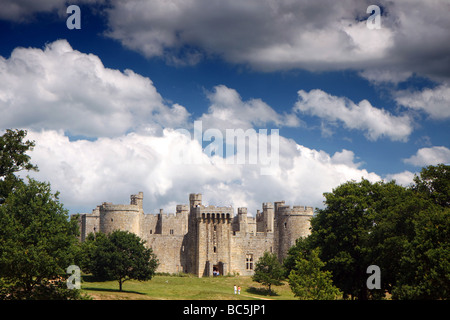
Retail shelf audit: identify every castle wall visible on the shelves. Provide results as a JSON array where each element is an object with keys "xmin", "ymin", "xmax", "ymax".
[
  {"xmin": 79, "ymin": 207, "xmax": 100, "ymax": 241},
  {"xmin": 77, "ymin": 192, "xmax": 313, "ymax": 277},
  {"xmin": 230, "ymin": 231, "xmax": 274, "ymax": 276},
  {"xmin": 146, "ymin": 234, "xmax": 185, "ymax": 273}
]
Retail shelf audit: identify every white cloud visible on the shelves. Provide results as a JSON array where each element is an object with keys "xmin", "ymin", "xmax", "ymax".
[
  {"xmin": 403, "ymin": 146, "xmax": 450, "ymax": 167},
  {"xmin": 294, "ymin": 89, "xmax": 413, "ymax": 141},
  {"xmin": 198, "ymin": 85, "xmax": 300, "ymax": 131},
  {"xmin": 22, "ymin": 129, "xmax": 381, "ymax": 215},
  {"xmin": 0, "ymin": 39, "xmax": 189, "ymax": 138},
  {"xmin": 384, "ymin": 171, "xmax": 415, "ymax": 186},
  {"xmin": 395, "ymin": 83, "xmax": 450, "ymax": 119}
]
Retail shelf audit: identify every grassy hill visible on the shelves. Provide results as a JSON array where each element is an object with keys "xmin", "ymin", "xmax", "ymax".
[{"xmin": 81, "ymin": 274, "xmax": 297, "ymax": 300}]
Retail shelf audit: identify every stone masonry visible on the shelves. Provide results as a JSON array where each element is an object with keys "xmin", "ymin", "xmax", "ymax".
[{"xmin": 77, "ymin": 192, "xmax": 313, "ymax": 277}]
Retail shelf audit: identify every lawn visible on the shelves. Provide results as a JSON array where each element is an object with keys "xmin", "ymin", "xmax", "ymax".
[{"xmin": 81, "ymin": 274, "xmax": 297, "ymax": 300}]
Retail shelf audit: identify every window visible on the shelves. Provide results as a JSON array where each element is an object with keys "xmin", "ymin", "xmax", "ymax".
[
  {"xmin": 170, "ymin": 229, "xmax": 174, "ymax": 235},
  {"xmin": 246, "ymin": 254, "xmax": 254, "ymax": 270}
]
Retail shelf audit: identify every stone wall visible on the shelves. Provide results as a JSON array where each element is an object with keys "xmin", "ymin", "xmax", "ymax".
[{"xmin": 77, "ymin": 192, "xmax": 313, "ymax": 277}]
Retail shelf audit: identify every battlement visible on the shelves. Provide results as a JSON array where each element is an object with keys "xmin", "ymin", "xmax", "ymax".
[
  {"xmin": 238, "ymin": 207, "xmax": 248, "ymax": 215},
  {"xmin": 262, "ymin": 202, "xmax": 274, "ymax": 209},
  {"xmin": 276, "ymin": 203, "xmax": 314, "ymax": 216},
  {"xmin": 100, "ymin": 203, "xmax": 140, "ymax": 212},
  {"xmin": 176, "ymin": 204, "xmax": 189, "ymax": 213}
]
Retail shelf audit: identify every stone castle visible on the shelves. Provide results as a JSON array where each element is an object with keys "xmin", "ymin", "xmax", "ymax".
[{"xmin": 77, "ymin": 192, "xmax": 313, "ymax": 277}]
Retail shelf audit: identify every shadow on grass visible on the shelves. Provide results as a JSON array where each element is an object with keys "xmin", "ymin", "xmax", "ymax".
[
  {"xmin": 82, "ymin": 286, "xmax": 146, "ymax": 295},
  {"xmin": 81, "ymin": 275, "xmax": 145, "ymax": 295},
  {"xmin": 246, "ymin": 286, "xmax": 280, "ymax": 297}
]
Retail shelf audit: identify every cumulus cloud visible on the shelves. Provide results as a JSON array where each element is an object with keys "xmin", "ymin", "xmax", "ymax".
[
  {"xmin": 0, "ymin": 39, "xmax": 189, "ymax": 138},
  {"xmin": 403, "ymin": 146, "xmax": 450, "ymax": 167},
  {"xmin": 395, "ymin": 83, "xmax": 450, "ymax": 120},
  {"xmin": 23, "ymin": 129, "xmax": 381, "ymax": 215},
  {"xmin": 384, "ymin": 171, "xmax": 415, "ymax": 187},
  {"xmin": 294, "ymin": 89, "xmax": 413, "ymax": 141},
  {"xmin": 98, "ymin": 0, "xmax": 450, "ymax": 83},
  {"xmin": 198, "ymin": 85, "xmax": 300, "ymax": 131},
  {"xmin": 0, "ymin": 40, "xmax": 400, "ymax": 216}
]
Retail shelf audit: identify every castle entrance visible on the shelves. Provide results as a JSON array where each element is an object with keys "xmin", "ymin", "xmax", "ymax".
[
  {"xmin": 205, "ymin": 261, "xmax": 228, "ymax": 277},
  {"xmin": 213, "ymin": 264, "xmax": 222, "ymax": 276}
]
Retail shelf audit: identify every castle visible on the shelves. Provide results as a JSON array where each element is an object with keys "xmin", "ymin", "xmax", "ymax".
[{"xmin": 77, "ymin": 192, "xmax": 313, "ymax": 277}]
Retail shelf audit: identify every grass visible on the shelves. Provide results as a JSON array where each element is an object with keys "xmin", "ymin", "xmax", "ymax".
[{"xmin": 81, "ymin": 274, "xmax": 297, "ymax": 300}]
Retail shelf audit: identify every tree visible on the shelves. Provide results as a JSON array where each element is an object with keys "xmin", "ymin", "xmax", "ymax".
[
  {"xmin": 252, "ymin": 251, "xmax": 284, "ymax": 293},
  {"xmin": 288, "ymin": 248, "xmax": 342, "ymax": 300},
  {"xmin": 283, "ymin": 236, "xmax": 312, "ymax": 278},
  {"xmin": 310, "ymin": 179, "xmax": 380, "ymax": 299},
  {"xmin": 0, "ymin": 178, "xmax": 82, "ymax": 299},
  {"xmin": 412, "ymin": 164, "xmax": 449, "ymax": 208},
  {"xmin": 309, "ymin": 166, "xmax": 450, "ymax": 300},
  {"xmin": 0, "ymin": 129, "xmax": 38, "ymax": 203},
  {"xmin": 392, "ymin": 207, "xmax": 450, "ymax": 299},
  {"xmin": 88, "ymin": 230, "xmax": 159, "ymax": 291}
]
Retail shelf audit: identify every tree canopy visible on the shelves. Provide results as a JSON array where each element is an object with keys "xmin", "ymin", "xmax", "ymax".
[
  {"xmin": 252, "ymin": 251, "xmax": 284, "ymax": 293},
  {"xmin": 0, "ymin": 129, "xmax": 38, "ymax": 203},
  {"xmin": 0, "ymin": 178, "xmax": 82, "ymax": 299},
  {"xmin": 286, "ymin": 164, "xmax": 450, "ymax": 300},
  {"xmin": 80, "ymin": 230, "xmax": 159, "ymax": 291}
]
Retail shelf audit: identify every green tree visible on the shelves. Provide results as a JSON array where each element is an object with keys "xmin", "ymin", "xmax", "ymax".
[
  {"xmin": 392, "ymin": 207, "xmax": 450, "ymax": 299},
  {"xmin": 0, "ymin": 129, "xmax": 38, "ymax": 203},
  {"xmin": 288, "ymin": 248, "xmax": 342, "ymax": 300},
  {"xmin": 88, "ymin": 230, "xmax": 159, "ymax": 291},
  {"xmin": 310, "ymin": 179, "xmax": 379, "ymax": 299},
  {"xmin": 412, "ymin": 164, "xmax": 449, "ymax": 208},
  {"xmin": 0, "ymin": 178, "xmax": 82, "ymax": 299},
  {"xmin": 309, "ymin": 166, "xmax": 450, "ymax": 300},
  {"xmin": 252, "ymin": 251, "xmax": 284, "ymax": 293},
  {"xmin": 283, "ymin": 237, "xmax": 312, "ymax": 278}
]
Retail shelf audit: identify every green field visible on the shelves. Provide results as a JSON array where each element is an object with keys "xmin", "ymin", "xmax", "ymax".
[{"xmin": 81, "ymin": 274, "xmax": 297, "ymax": 300}]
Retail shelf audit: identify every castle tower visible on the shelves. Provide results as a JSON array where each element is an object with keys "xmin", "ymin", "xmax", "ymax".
[
  {"xmin": 275, "ymin": 205, "xmax": 313, "ymax": 262},
  {"xmin": 237, "ymin": 207, "xmax": 248, "ymax": 233},
  {"xmin": 262, "ymin": 202, "xmax": 274, "ymax": 233},
  {"xmin": 189, "ymin": 193, "xmax": 202, "ymax": 209},
  {"xmin": 130, "ymin": 192, "xmax": 144, "ymax": 213},
  {"xmin": 99, "ymin": 193, "xmax": 143, "ymax": 236},
  {"xmin": 176, "ymin": 204, "xmax": 189, "ymax": 234}
]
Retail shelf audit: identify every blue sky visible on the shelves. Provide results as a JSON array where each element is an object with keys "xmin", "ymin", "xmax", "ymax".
[{"xmin": 0, "ymin": 0, "xmax": 449, "ymax": 215}]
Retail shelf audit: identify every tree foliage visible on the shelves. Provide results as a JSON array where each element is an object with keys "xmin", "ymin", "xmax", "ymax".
[
  {"xmin": 0, "ymin": 178, "xmax": 82, "ymax": 299},
  {"xmin": 81, "ymin": 230, "xmax": 159, "ymax": 291},
  {"xmin": 288, "ymin": 248, "xmax": 342, "ymax": 300},
  {"xmin": 0, "ymin": 129, "xmax": 38, "ymax": 203},
  {"xmin": 252, "ymin": 251, "xmax": 284, "ymax": 293},
  {"xmin": 285, "ymin": 164, "xmax": 449, "ymax": 300}
]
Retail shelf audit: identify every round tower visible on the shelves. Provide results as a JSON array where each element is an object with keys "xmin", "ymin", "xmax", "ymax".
[
  {"xmin": 277, "ymin": 205, "xmax": 314, "ymax": 261},
  {"xmin": 99, "ymin": 202, "xmax": 141, "ymax": 236}
]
